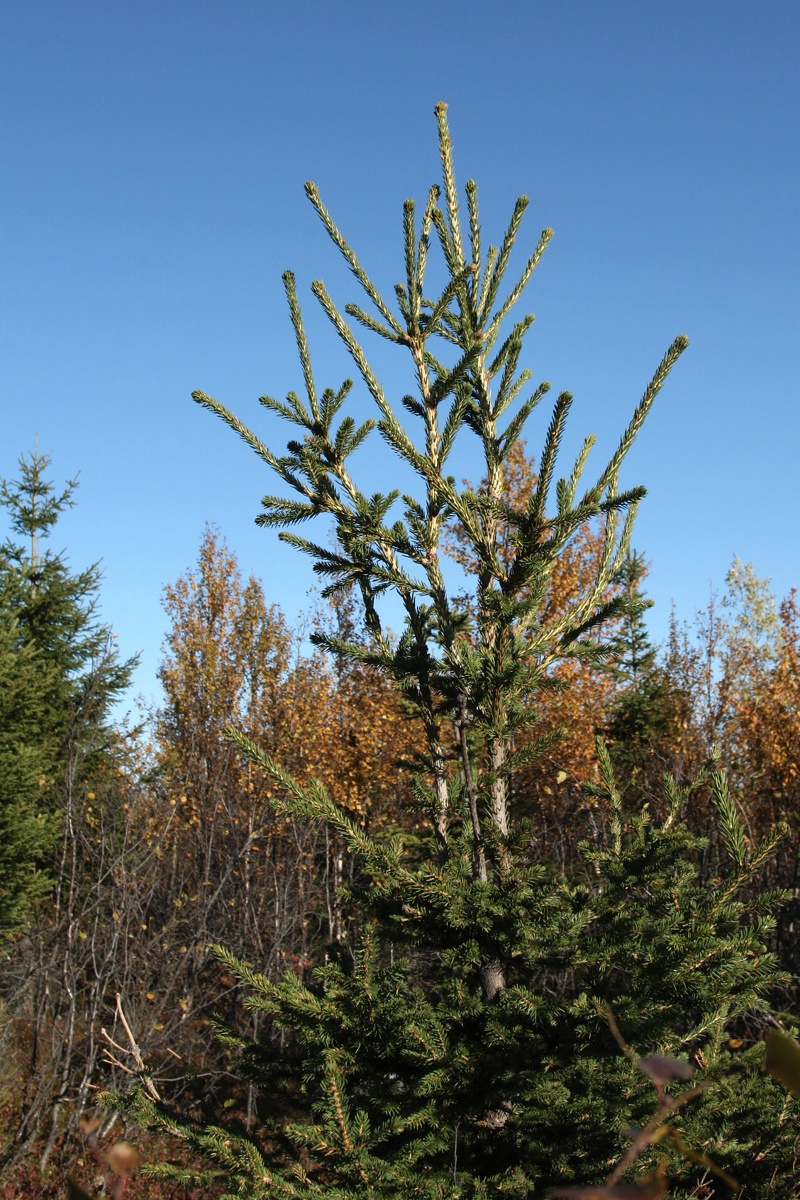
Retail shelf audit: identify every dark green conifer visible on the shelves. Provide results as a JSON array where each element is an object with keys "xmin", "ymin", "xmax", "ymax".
[
  {"xmin": 603, "ymin": 552, "xmax": 689, "ymax": 797},
  {"xmin": 0, "ymin": 449, "xmax": 136, "ymax": 934},
  {"xmin": 0, "ymin": 449, "xmax": 134, "ymax": 761},
  {"xmin": 120, "ymin": 107, "xmax": 795, "ymax": 1197},
  {"xmin": 0, "ymin": 619, "xmax": 54, "ymax": 937}
]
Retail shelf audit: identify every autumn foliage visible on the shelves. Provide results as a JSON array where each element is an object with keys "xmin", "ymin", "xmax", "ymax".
[{"xmin": 2, "ymin": 460, "xmax": 799, "ymax": 1196}]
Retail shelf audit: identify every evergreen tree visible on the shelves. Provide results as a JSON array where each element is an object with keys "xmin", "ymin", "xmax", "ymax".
[
  {"xmin": 0, "ymin": 448, "xmax": 133, "ymax": 752},
  {"xmin": 0, "ymin": 449, "xmax": 139, "ymax": 1170},
  {"xmin": 120, "ymin": 106, "xmax": 795, "ymax": 1197},
  {"xmin": 0, "ymin": 618, "xmax": 54, "ymax": 937},
  {"xmin": 603, "ymin": 552, "xmax": 689, "ymax": 798},
  {"xmin": 0, "ymin": 449, "xmax": 86, "ymax": 937}
]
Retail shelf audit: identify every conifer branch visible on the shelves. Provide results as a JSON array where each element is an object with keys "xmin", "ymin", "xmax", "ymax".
[
  {"xmin": 192, "ymin": 391, "xmax": 284, "ymax": 473},
  {"xmin": 222, "ymin": 724, "xmax": 413, "ymax": 886},
  {"xmin": 420, "ymin": 263, "xmax": 476, "ymax": 341},
  {"xmin": 485, "ymin": 226, "xmax": 554, "ymax": 342},
  {"xmin": 478, "ymin": 195, "xmax": 530, "ymax": 325},
  {"xmin": 304, "ymin": 181, "xmax": 404, "ymax": 336},
  {"xmin": 416, "ymin": 185, "xmax": 439, "ymax": 305},
  {"xmin": 562, "ymin": 433, "xmax": 597, "ymax": 510},
  {"xmin": 476, "ymin": 243, "xmax": 499, "ymax": 321},
  {"xmin": 403, "ymin": 197, "xmax": 418, "ymax": 322},
  {"xmin": 282, "ymin": 271, "xmax": 319, "ymax": 420},
  {"xmin": 433, "ymin": 102, "xmax": 466, "ymax": 276},
  {"xmin": 345, "ymin": 303, "xmax": 406, "ymax": 344},
  {"xmin": 528, "ymin": 391, "xmax": 573, "ymax": 529},
  {"xmin": 596, "ymin": 334, "xmax": 689, "ymax": 493},
  {"xmin": 710, "ymin": 769, "xmax": 748, "ymax": 869},
  {"xmin": 465, "ymin": 178, "xmax": 481, "ymax": 286},
  {"xmin": 489, "ymin": 312, "xmax": 535, "ymax": 392}
]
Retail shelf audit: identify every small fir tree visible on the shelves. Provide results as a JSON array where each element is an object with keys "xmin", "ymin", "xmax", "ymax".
[
  {"xmin": 603, "ymin": 552, "xmax": 690, "ymax": 798},
  {"xmin": 120, "ymin": 106, "xmax": 796, "ymax": 1197},
  {"xmin": 0, "ymin": 448, "xmax": 134, "ymax": 760},
  {"xmin": 607, "ymin": 552, "xmax": 658, "ymax": 686}
]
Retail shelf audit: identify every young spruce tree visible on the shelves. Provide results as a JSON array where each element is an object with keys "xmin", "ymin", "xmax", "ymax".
[
  {"xmin": 124, "ymin": 106, "xmax": 796, "ymax": 1198},
  {"xmin": 602, "ymin": 552, "xmax": 690, "ymax": 799}
]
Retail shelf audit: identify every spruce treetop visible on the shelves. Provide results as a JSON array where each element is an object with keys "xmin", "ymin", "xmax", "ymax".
[
  {"xmin": 0, "ymin": 448, "xmax": 136, "ymax": 733},
  {"xmin": 0, "ymin": 446, "xmax": 78, "ymax": 581},
  {"xmin": 193, "ymin": 101, "xmax": 688, "ymax": 884}
]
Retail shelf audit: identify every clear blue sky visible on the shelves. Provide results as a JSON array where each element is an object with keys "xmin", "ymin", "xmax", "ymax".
[{"xmin": 1, "ymin": 1, "xmax": 798, "ymax": 713}]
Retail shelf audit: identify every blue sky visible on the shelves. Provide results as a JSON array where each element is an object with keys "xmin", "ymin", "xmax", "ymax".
[{"xmin": 1, "ymin": 1, "xmax": 798, "ymax": 713}]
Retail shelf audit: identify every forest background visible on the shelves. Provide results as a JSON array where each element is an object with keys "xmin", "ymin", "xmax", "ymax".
[
  {"xmin": 1, "ymin": 2, "xmax": 799, "ymax": 1196},
  {"xmin": 2, "ymin": 439, "xmax": 800, "ymax": 1196}
]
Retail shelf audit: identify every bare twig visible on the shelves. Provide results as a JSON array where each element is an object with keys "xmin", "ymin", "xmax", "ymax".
[{"xmin": 100, "ymin": 995, "xmax": 161, "ymax": 1102}]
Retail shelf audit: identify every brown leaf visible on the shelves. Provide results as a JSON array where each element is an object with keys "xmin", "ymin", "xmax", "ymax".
[{"xmin": 637, "ymin": 1054, "xmax": 693, "ymax": 1085}]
